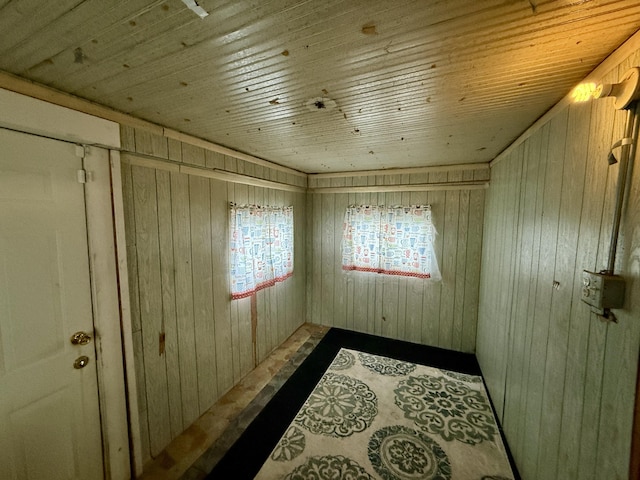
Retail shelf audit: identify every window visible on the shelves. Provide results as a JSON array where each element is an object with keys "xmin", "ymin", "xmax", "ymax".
[
  {"xmin": 341, "ymin": 204, "xmax": 440, "ymax": 280},
  {"xmin": 229, "ymin": 204, "xmax": 294, "ymax": 299}
]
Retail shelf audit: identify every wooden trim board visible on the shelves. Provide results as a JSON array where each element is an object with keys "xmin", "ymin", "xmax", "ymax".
[
  {"xmin": 84, "ymin": 147, "xmax": 132, "ymax": 479},
  {"xmin": 109, "ymin": 150, "xmax": 144, "ymax": 477},
  {"xmin": 0, "ymin": 87, "xmax": 120, "ymax": 148},
  {"xmin": 309, "ymin": 163, "xmax": 490, "ymax": 179},
  {"xmin": 121, "ymin": 152, "xmax": 306, "ymax": 192},
  {"xmin": 186, "ymin": 166, "xmax": 307, "ymax": 193},
  {"xmin": 308, "ymin": 181, "xmax": 488, "ymax": 194}
]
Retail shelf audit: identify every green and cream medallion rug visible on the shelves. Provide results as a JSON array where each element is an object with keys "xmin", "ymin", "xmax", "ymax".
[{"xmin": 255, "ymin": 348, "xmax": 514, "ymax": 480}]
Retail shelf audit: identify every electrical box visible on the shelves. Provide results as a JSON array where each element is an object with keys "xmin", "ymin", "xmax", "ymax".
[{"xmin": 581, "ymin": 270, "xmax": 625, "ymax": 310}]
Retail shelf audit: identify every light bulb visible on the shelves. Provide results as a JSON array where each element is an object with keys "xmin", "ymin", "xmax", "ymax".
[{"xmin": 571, "ymin": 82, "xmax": 598, "ymax": 103}]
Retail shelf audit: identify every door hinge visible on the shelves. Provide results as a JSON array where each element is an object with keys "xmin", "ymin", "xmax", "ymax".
[
  {"xmin": 77, "ymin": 169, "xmax": 87, "ymax": 184},
  {"xmin": 75, "ymin": 145, "xmax": 86, "ymax": 159}
]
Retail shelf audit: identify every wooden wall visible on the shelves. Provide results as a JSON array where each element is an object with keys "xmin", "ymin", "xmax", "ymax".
[
  {"xmin": 477, "ymin": 53, "xmax": 640, "ymax": 479},
  {"xmin": 305, "ymin": 168, "xmax": 488, "ymax": 352},
  {"xmin": 119, "ymin": 126, "xmax": 307, "ymax": 462}
]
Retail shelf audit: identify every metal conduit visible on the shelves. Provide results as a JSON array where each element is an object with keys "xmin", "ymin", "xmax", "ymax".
[{"xmin": 605, "ymin": 103, "xmax": 639, "ymax": 275}]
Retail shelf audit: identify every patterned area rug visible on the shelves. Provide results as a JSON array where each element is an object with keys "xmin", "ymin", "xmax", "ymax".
[{"xmin": 255, "ymin": 348, "xmax": 514, "ymax": 480}]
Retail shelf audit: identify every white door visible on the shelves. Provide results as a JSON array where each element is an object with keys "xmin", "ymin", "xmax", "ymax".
[{"xmin": 0, "ymin": 128, "xmax": 104, "ymax": 479}]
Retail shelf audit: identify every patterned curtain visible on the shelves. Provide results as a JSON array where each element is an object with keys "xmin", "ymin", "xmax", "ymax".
[
  {"xmin": 229, "ymin": 204, "xmax": 294, "ymax": 299},
  {"xmin": 342, "ymin": 205, "xmax": 440, "ymax": 279}
]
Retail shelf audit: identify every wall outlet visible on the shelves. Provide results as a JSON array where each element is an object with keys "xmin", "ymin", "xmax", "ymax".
[{"xmin": 581, "ymin": 270, "xmax": 625, "ymax": 310}]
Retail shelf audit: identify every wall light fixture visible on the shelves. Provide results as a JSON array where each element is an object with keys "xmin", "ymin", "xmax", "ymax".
[
  {"xmin": 575, "ymin": 68, "xmax": 640, "ymax": 321},
  {"xmin": 572, "ymin": 67, "xmax": 640, "ymax": 109}
]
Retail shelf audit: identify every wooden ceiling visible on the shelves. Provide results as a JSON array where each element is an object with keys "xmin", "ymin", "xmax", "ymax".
[{"xmin": 1, "ymin": 0, "xmax": 640, "ymax": 173}]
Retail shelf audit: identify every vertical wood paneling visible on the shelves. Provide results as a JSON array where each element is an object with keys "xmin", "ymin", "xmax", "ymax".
[
  {"xmin": 477, "ymin": 145, "xmax": 524, "ymax": 419},
  {"xmin": 310, "ymin": 192, "xmax": 322, "ymax": 328},
  {"xmin": 461, "ymin": 187, "xmax": 484, "ymax": 352},
  {"xmin": 305, "ymin": 189, "xmax": 313, "ymax": 325},
  {"xmin": 500, "ymin": 152, "xmax": 525, "ymax": 419},
  {"xmin": 205, "ymin": 150, "xmax": 225, "ymax": 170},
  {"xmin": 210, "ymin": 179, "xmax": 233, "ymax": 394},
  {"xmin": 189, "ymin": 175, "xmax": 218, "ymax": 411},
  {"xmin": 475, "ymin": 162, "xmax": 498, "ymax": 384},
  {"xmin": 556, "ymin": 99, "xmax": 602, "ymax": 479},
  {"xmin": 169, "ymin": 172, "xmax": 200, "ymax": 427},
  {"xmin": 321, "ymin": 190, "xmax": 335, "ymax": 331},
  {"xmin": 512, "ymin": 130, "xmax": 545, "ymax": 464},
  {"xmin": 537, "ymin": 101, "xmax": 590, "ymax": 480},
  {"xmin": 595, "ymin": 54, "xmax": 640, "ymax": 480},
  {"xmin": 182, "ymin": 143, "xmax": 205, "ymax": 167},
  {"xmin": 131, "ymin": 330, "xmax": 150, "ymax": 462},
  {"xmin": 452, "ymin": 172, "xmax": 469, "ymax": 351},
  {"xmin": 424, "ymin": 172, "xmax": 446, "ymax": 346},
  {"xmin": 120, "ymin": 161, "xmax": 141, "ymax": 333},
  {"xmin": 168, "ymin": 138, "xmax": 182, "ymax": 162},
  {"xmin": 121, "ymin": 156, "xmax": 149, "ymax": 462},
  {"xmin": 155, "ymin": 170, "xmax": 183, "ymax": 438},
  {"xmin": 332, "ymin": 178, "xmax": 348, "ymax": 330},
  {"xmin": 502, "ymin": 138, "xmax": 531, "ymax": 461},
  {"xmin": 521, "ymin": 115, "xmax": 565, "ymax": 478},
  {"xmin": 517, "ymin": 123, "xmax": 551, "ymax": 478},
  {"xmin": 122, "ymin": 131, "xmax": 307, "ymax": 459},
  {"xmin": 130, "ymin": 165, "xmax": 171, "ymax": 456},
  {"xmin": 292, "ymin": 191, "xmax": 306, "ymax": 335},
  {"xmin": 134, "ymin": 130, "xmax": 168, "ymax": 159},
  {"xmin": 589, "ymin": 103, "xmax": 625, "ymax": 480},
  {"xmin": 477, "ymin": 50, "xmax": 640, "ymax": 480},
  {"xmin": 306, "ymin": 168, "xmax": 485, "ymax": 353}
]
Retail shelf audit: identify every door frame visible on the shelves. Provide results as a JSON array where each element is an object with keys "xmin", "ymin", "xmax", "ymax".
[{"xmin": 0, "ymin": 88, "xmax": 141, "ymax": 478}]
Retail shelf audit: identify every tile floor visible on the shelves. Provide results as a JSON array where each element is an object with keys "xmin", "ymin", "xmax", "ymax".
[{"xmin": 138, "ymin": 323, "xmax": 329, "ymax": 480}]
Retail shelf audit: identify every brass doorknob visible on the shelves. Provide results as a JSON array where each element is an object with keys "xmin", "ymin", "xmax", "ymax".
[
  {"xmin": 70, "ymin": 331, "xmax": 92, "ymax": 345},
  {"xmin": 74, "ymin": 356, "xmax": 90, "ymax": 369}
]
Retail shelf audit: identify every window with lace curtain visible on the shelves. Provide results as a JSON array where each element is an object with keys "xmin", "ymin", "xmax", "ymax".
[
  {"xmin": 341, "ymin": 204, "xmax": 440, "ymax": 280},
  {"xmin": 229, "ymin": 204, "xmax": 294, "ymax": 299}
]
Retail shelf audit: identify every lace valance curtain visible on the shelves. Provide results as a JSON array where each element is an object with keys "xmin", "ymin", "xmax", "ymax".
[
  {"xmin": 342, "ymin": 204, "xmax": 440, "ymax": 280},
  {"xmin": 229, "ymin": 204, "xmax": 294, "ymax": 299}
]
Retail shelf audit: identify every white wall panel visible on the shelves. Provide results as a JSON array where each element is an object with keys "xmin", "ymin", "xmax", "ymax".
[
  {"xmin": 121, "ymin": 127, "xmax": 306, "ymax": 463},
  {"xmin": 306, "ymin": 169, "xmax": 485, "ymax": 352},
  {"xmin": 477, "ymin": 53, "xmax": 640, "ymax": 479}
]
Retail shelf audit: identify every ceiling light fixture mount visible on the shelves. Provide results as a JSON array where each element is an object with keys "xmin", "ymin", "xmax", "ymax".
[
  {"xmin": 181, "ymin": 0, "xmax": 209, "ymax": 18},
  {"xmin": 305, "ymin": 97, "xmax": 337, "ymax": 112}
]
